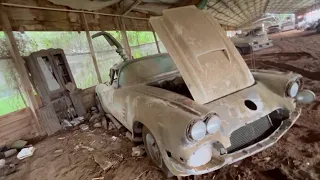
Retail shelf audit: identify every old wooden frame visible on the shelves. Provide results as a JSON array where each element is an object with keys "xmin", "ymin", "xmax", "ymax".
[
  {"xmin": 0, "ymin": 5, "xmax": 45, "ymax": 135},
  {"xmin": 151, "ymin": 26, "xmax": 161, "ymax": 54},
  {"xmin": 81, "ymin": 12, "xmax": 103, "ymax": 83},
  {"xmin": 119, "ymin": 17, "xmax": 133, "ymax": 60},
  {"xmin": 1, "ymin": 2, "xmax": 149, "ymax": 21},
  {"xmin": 123, "ymin": 0, "xmax": 142, "ymax": 16}
]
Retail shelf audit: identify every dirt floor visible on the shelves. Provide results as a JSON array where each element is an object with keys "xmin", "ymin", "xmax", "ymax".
[{"xmin": 1, "ymin": 30, "xmax": 320, "ymax": 180}]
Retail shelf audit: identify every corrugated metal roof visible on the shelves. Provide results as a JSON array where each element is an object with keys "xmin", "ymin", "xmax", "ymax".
[{"xmin": 205, "ymin": 0, "xmax": 319, "ymax": 27}]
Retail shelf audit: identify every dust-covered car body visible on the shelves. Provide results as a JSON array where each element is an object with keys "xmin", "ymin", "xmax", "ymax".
[
  {"xmin": 231, "ymin": 27, "xmax": 273, "ymax": 53},
  {"xmin": 96, "ymin": 6, "xmax": 314, "ymax": 176}
]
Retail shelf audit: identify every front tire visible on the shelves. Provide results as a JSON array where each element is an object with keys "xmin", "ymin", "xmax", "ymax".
[{"xmin": 142, "ymin": 126, "xmax": 173, "ymax": 178}]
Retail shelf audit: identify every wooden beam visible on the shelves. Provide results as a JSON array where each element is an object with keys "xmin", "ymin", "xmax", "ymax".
[
  {"xmin": 116, "ymin": 3, "xmax": 132, "ymax": 59},
  {"xmin": 0, "ymin": 6, "xmax": 45, "ymax": 135},
  {"xmin": 123, "ymin": 0, "xmax": 142, "ymax": 16},
  {"xmin": 151, "ymin": 27, "xmax": 161, "ymax": 54},
  {"xmin": 263, "ymin": 0, "xmax": 270, "ymax": 14},
  {"xmin": 119, "ymin": 17, "xmax": 132, "ymax": 59},
  {"xmin": 1, "ymin": 2, "xmax": 149, "ymax": 21},
  {"xmin": 81, "ymin": 13, "xmax": 102, "ymax": 83}
]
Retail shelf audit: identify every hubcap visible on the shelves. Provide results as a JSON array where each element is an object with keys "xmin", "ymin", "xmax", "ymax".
[{"xmin": 146, "ymin": 133, "xmax": 162, "ymax": 167}]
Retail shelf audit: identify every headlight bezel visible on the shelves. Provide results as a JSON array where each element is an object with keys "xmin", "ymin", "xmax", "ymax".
[
  {"xmin": 286, "ymin": 79, "xmax": 301, "ymax": 98},
  {"xmin": 187, "ymin": 114, "xmax": 221, "ymax": 141},
  {"xmin": 205, "ymin": 114, "xmax": 221, "ymax": 134},
  {"xmin": 187, "ymin": 120, "xmax": 207, "ymax": 141}
]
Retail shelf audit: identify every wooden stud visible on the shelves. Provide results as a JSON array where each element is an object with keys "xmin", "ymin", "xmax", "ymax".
[
  {"xmin": 0, "ymin": 6, "xmax": 45, "ymax": 135},
  {"xmin": 119, "ymin": 17, "xmax": 132, "ymax": 59},
  {"xmin": 81, "ymin": 12, "xmax": 102, "ymax": 83},
  {"xmin": 116, "ymin": 3, "xmax": 132, "ymax": 60},
  {"xmin": 151, "ymin": 26, "xmax": 161, "ymax": 54}
]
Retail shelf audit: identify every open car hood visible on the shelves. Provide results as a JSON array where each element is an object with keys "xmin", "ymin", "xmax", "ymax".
[{"xmin": 150, "ymin": 6, "xmax": 254, "ymax": 104}]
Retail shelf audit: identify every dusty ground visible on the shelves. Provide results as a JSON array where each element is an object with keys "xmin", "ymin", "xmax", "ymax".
[{"xmin": 1, "ymin": 30, "xmax": 320, "ymax": 180}]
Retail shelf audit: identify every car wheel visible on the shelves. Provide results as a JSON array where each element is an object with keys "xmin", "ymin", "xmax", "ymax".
[
  {"xmin": 236, "ymin": 47, "xmax": 243, "ymax": 55},
  {"xmin": 142, "ymin": 126, "xmax": 173, "ymax": 178}
]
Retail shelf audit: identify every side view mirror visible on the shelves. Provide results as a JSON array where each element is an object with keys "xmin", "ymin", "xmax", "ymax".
[{"xmin": 296, "ymin": 90, "xmax": 316, "ymax": 104}]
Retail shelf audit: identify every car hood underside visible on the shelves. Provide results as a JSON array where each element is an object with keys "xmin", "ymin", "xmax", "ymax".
[{"xmin": 150, "ymin": 6, "xmax": 255, "ymax": 104}]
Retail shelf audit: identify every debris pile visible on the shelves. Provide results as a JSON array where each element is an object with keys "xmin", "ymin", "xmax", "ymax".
[
  {"xmin": 60, "ymin": 105, "xmax": 121, "ymax": 132},
  {"xmin": 94, "ymin": 150, "xmax": 124, "ymax": 172},
  {"xmin": 83, "ymin": 106, "xmax": 124, "ymax": 132},
  {"xmin": 61, "ymin": 116, "xmax": 85, "ymax": 129},
  {"xmin": 131, "ymin": 145, "xmax": 146, "ymax": 157},
  {"xmin": 0, "ymin": 140, "xmax": 36, "ymax": 171}
]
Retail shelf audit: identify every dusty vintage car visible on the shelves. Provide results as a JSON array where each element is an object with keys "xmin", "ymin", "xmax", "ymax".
[
  {"xmin": 231, "ymin": 26, "xmax": 273, "ymax": 53},
  {"xmin": 95, "ymin": 6, "xmax": 315, "ymax": 177}
]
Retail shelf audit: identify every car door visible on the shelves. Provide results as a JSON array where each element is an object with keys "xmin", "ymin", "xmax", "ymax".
[{"xmin": 92, "ymin": 31, "xmax": 129, "ymax": 126}]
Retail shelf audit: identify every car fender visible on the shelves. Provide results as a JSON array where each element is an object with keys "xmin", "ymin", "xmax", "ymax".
[
  {"xmin": 252, "ymin": 69, "xmax": 302, "ymax": 97},
  {"xmin": 129, "ymin": 92, "xmax": 199, "ymax": 157},
  {"xmin": 95, "ymin": 83, "xmax": 115, "ymax": 113}
]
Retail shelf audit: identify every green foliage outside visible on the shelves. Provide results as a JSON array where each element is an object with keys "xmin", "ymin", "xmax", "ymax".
[
  {"xmin": 127, "ymin": 31, "xmax": 157, "ymax": 58},
  {"xmin": 0, "ymin": 94, "xmax": 26, "ymax": 115},
  {"xmin": 0, "ymin": 30, "xmax": 158, "ymax": 115}
]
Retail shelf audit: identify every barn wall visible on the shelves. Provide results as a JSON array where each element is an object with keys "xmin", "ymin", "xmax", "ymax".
[
  {"xmin": 0, "ymin": 87, "xmax": 97, "ymax": 145},
  {"xmin": 0, "ymin": 108, "xmax": 38, "ymax": 145}
]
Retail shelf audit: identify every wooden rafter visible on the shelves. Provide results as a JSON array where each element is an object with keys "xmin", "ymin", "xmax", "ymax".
[{"xmin": 122, "ymin": 0, "xmax": 142, "ymax": 16}]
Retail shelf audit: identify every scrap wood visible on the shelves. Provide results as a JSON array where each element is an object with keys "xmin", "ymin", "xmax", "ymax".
[
  {"xmin": 92, "ymin": 177, "xmax": 104, "ymax": 180},
  {"xmin": 134, "ymin": 170, "xmax": 149, "ymax": 180},
  {"xmin": 94, "ymin": 153, "xmax": 121, "ymax": 171},
  {"xmin": 134, "ymin": 166, "xmax": 161, "ymax": 180}
]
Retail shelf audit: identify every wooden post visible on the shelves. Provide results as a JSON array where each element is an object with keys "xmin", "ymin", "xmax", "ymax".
[
  {"xmin": 81, "ymin": 12, "xmax": 102, "ymax": 83},
  {"xmin": 119, "ymin": 17, "xmax": 132, "ymax": 59},
  {"xmin": 0, "ymin": 6, "xmax": 45, "ymax": 135},
  {"xmin": 152, "ymin": 28, "xmax": 161, "ymax": 54}
]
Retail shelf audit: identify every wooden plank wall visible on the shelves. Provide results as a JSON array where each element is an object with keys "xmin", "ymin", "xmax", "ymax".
[
  {"xmin": 0, "ymin": 108, "xmax": 38, "ymax": 145},
  {"xmin": 0, "ymin": 86, "xmax": 96, "ymax": 144}
]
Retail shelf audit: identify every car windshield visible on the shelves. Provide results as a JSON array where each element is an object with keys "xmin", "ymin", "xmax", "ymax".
[{"xmin": 118, "ymin": 54, "xmax": 177, "ymax": 86}]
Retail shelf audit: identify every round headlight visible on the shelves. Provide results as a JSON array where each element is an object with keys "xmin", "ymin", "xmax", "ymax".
[
  {"xmin": 189, "ymin": 121, "xmax": 206, "ymax": 141},
  {"xmin": 206, "ymin": 115, "xmax": 221, "ymax": 134},
  {"xmin": 287, "ymin": 81, "xmax": 299, "ymax": 97}
]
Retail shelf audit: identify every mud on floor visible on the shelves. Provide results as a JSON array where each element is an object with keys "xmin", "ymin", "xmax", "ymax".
[{"xmin": 1, "ymin": 30, "xmax": 320, "ymax": 180}]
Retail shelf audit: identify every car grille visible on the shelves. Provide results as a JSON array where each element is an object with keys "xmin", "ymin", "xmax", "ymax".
[{"xmin": 227, "ymin": 116, "xmax": 274, "ymax": 153}]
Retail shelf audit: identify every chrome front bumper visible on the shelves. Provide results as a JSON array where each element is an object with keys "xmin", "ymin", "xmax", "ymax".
[{"xmin": 165, "ymin": 109, "xmax": 301, "ymax": 176}]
